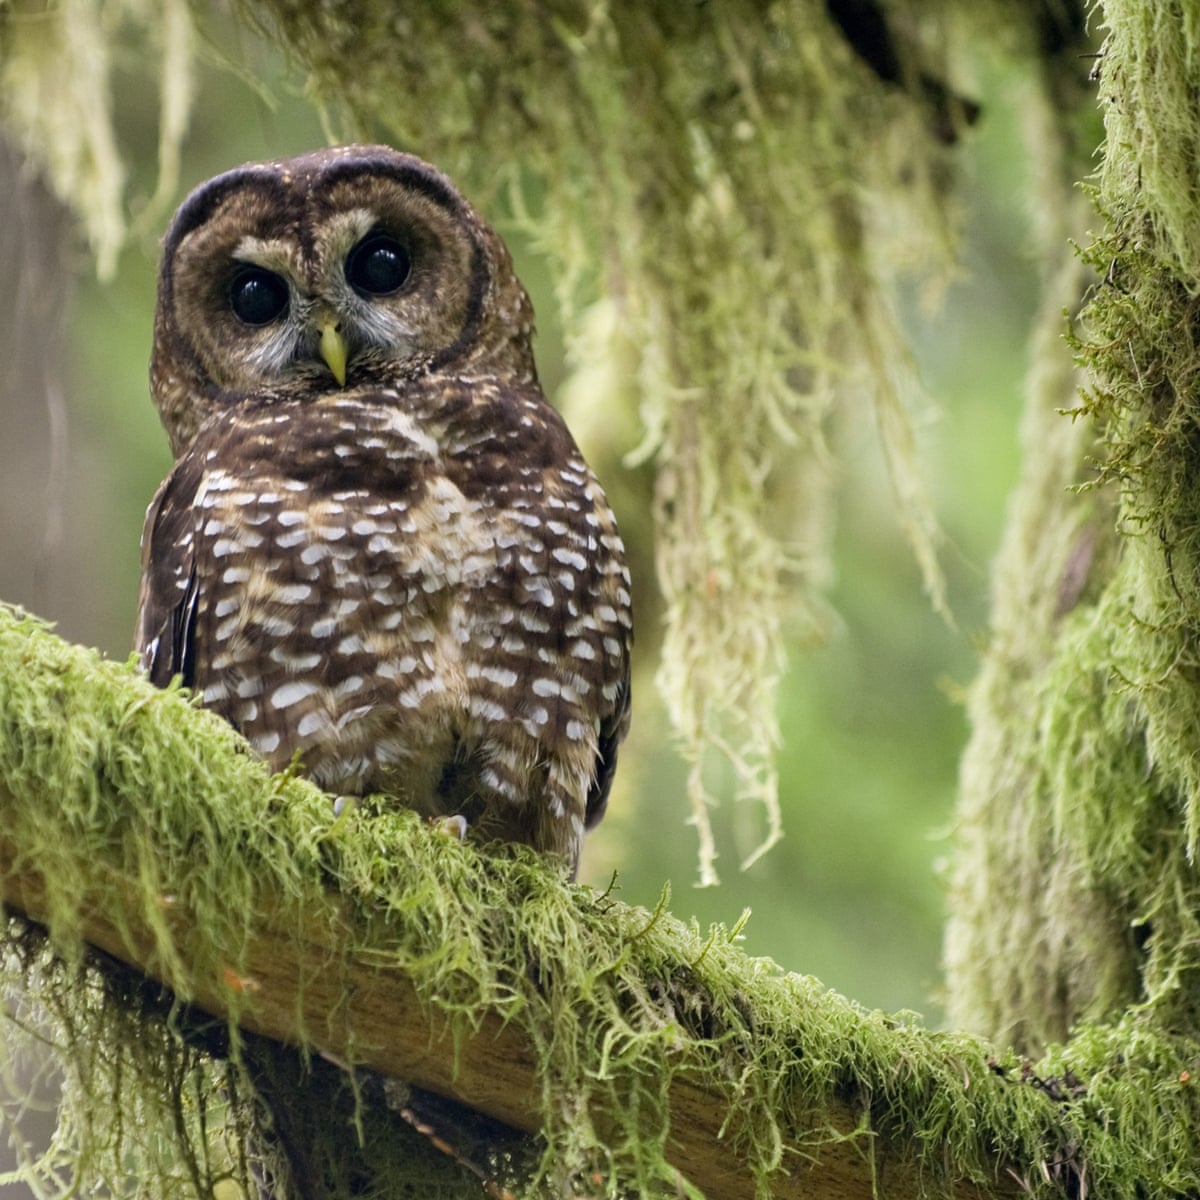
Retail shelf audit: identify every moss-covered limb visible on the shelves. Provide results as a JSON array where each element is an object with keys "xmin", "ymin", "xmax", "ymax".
[
  {"xmin": 0, "ymin": 832, "xmax": 995, "ymax": 1200},
  {"xmin": 1, "ymin": 605, "xmax": 1195, "ymax": 1198},
  {"xmin": 1096, "ymin": 3, "xmax": 1200, "ymax": 285},
  {"xmin": 4, "ymin": 614, "xmax": 1195, "ymax": 1195}
]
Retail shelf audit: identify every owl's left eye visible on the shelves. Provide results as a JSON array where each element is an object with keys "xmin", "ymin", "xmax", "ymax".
[
  {"xmin": 345, "ymin": 233, "xmax": 411, "ymax": 297},
  {"xmin": 229, "ymin": 266, "xmax": 289, "ymax": 325}
]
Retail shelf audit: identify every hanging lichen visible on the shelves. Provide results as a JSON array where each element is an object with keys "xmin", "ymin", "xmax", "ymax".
[
  {"xmin": 0, "ymin": 0, "xmax": 194, "ymax": 278},
  {"xmin": 0, "ymin": 0, "xmax": 980, "ymax": 881},
  {"xmin": 259, "ymin": 0, "xmax": 983, "ymax": 881}
]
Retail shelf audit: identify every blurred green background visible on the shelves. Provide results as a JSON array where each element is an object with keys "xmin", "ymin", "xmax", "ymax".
[{"xmin": 0, "ymin": 31, "xmax": 1039, "ymax": 1025}]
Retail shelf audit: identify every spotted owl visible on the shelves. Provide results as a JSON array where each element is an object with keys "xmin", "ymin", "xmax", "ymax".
[{"xmin": 135, "ymin": 145, "xmax": 632, "ymax": 872}]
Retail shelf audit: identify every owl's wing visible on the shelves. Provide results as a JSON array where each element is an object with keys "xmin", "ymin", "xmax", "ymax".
[
  {"xmin": 134, "ymin": 466, "xmax": 200, "ymax": 690},
  {"xmin": 584, "ymin": 674, "xmax": 631, "ymax": 830}
]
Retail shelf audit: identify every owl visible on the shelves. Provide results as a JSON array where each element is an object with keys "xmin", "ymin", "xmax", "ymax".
[{"xmin": 135, "ymin": 145, "xmax": 632, "ymax": 873}]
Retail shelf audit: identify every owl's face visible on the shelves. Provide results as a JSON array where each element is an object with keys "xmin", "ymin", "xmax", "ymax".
[{"xmin": 152, "ymin": 145, "xmax": 536, "ymax": 454}]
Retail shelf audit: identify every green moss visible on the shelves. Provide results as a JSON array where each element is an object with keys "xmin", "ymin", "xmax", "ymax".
[
  {"xmin": 0, "ymin": 605, "xmax": 1195, "ymax": 1196},
  {"xmin": 1097, "ymin": 6, "xmax": 1200, "ymax": 284},
  {"xmin": 948, "ymin": 0, "xmax": 1200, "ymax": 1056}
]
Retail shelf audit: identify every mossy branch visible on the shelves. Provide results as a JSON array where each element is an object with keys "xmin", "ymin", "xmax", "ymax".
[
  {"xmin": 0, "ymin": 819, "xmax": 978, "ymax": 1200},
  {"xmin": 1, "ymin": 603, "xmax": 1194, "ymax": 1198}
]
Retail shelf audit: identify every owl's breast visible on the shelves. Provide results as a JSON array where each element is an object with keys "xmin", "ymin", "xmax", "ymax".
[
  {"xmin": 141, "ymin": 384, "xmax": 629, "ymax": 828},
  {"xmin": 176, "ymin": 400, "xmax": 501, "ymax": 794}
]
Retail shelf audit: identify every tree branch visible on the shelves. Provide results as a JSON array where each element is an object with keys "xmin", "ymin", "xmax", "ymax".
[
  {"xmin": 0, "ymin": 837, "xmax": 1029, "ymax": 1200},
  {"xmin": 0, "ymin": 606, "xmax": 1125, "ymax": 1197}
]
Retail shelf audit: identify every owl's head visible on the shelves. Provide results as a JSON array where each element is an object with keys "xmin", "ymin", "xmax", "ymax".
[{"xmin": 151, "ymin": 145, "xmax": 537, "ymax": 454}]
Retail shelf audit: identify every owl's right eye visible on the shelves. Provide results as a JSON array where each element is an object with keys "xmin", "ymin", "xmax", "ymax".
[
  {"xmin": 345, "ymin": 233, "xmax": 411, "ymax": 297},
  {"xmin": 229, "ymin": 267, "xmax": 289, "ymax": 326}
]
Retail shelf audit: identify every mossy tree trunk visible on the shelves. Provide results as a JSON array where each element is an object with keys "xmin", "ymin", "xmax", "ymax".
[
  {"xmin": 948, "ymin": 3, "xmax": 1200, "ymax": 1062},
  {"xmin": 4, "ymin": 0, "xmax": 1200, "ymax": 1196}
]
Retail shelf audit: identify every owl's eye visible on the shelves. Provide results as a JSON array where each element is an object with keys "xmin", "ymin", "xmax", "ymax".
[
  {"xmin": 345, "ymin": 233, "xmax": 411, "ymax": 297},
  {"xmin": 229, "ymin": 267, "xmax": 289, "ymax": 326}
]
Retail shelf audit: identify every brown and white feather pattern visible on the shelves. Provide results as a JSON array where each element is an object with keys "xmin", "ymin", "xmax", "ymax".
[{"xmin": 136, "ymin": 146, "xmax": 631, "ymax": 870}]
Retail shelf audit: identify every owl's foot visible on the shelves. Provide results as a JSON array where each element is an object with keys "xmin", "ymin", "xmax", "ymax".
[
  {"xmin": 432, "ymin": 814, "xmax": 469, "ymax": 841},
  {"xmin": 331, "ymin": 794, "xmax": 359, "ymax": 818}
]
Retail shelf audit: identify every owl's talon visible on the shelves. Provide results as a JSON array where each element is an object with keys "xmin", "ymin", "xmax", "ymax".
[
  {"xmin": 332, "ymin": 795, "xmax": 358, "ymax": 818},
  {"xmin": 433, "ymin": 814, "xmax": 469, "ymax": 841}
]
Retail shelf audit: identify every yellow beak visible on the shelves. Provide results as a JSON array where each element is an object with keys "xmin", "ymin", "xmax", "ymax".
[{"xmin": 318, "ymin": 320, "xmax": 348, "ymax": 387}]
